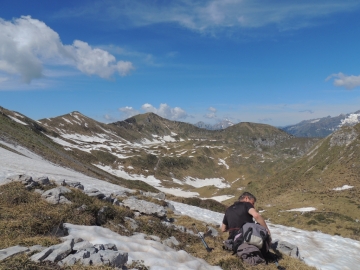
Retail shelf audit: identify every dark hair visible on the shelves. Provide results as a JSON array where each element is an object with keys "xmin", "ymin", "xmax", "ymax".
[{"xmin": 238, "ymin": 192, "xmax": 257, "ymax": 202}]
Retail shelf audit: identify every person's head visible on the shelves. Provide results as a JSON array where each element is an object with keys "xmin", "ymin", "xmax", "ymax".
[{"xmin": 238, "ymin": 192, "xmax": 256, "ymax": 205}]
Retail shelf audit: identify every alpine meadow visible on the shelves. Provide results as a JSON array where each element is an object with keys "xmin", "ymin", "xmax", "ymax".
[{"xmin": 1, "ymin": 1, "xmax": 360, "ymax": 269}]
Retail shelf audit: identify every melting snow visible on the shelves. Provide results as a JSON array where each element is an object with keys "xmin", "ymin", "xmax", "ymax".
[
  {"xmin": 332, "ymin": 185, "xmax": 354, "ymax": 191},
  {"xmin": 63, "ymin": 224, "xmax": 219, "ymax": 270},
  {"xmin": 184, "ymin": 176, "xmax": 230, "ymax": 188},
  {"xmin": 62, "ymin": 117, "xmax": 73, "ymax": 124},
  {"xmin": 340, "ymin": 113, "xmax": 360, "ymax": 126},
  {"xmin": 218, "ymin": 158, "xmax": 229, "ymax": 169},
  {"xmin": 209, "ymin": 195, "xmax": 234, "ymax": 202},
  {"xmin": 7, "ymin": 115, "xmax": 28, "ymax": 125},
  {"xmin": 1, "ymin": 146, "xmax": 360, "ymax": 269},
  {"xmin": 287, "ymin": 207, "xmax": 316, "ymax": 212}
]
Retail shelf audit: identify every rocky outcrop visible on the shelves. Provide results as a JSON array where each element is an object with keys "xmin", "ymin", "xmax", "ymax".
[
  {"xmin": 329, "ymin": 127, "xmax": 358, "ymax": 147},
  {"xmin": 0, "ymin": 246, "xmax": 30, "ymax": 261},
  {"xmin": 41, "ymin": 186, "xmax": 72, "ymax": 205},
  {"xmin": 29, "ymin": 238, "xmax": 128, "ymax": 268},
  {"xmin": 122, "ymin": 197, "xmax": 167, "ymax": 218}
]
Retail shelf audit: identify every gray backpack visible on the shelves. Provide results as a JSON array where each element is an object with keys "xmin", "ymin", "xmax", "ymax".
[{"xmin": 242, "ymin": 223, "xmax": 269, "ymax": 250}]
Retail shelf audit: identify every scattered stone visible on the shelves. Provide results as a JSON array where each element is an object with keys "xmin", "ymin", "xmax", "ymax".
[
  {"xmin": 273, "ymin": 240, "xmax": 302, "ymax": 260},
  {"xmin": 166, "ymin": 202, "xmax": 176, "ymax": 212},
  {"xmin": 84, "ymin": 188, "xmax": 105, "ymax": 199},
  {"xmin": 0, "ymin": 246, "xmax": 29, "ymax": 261},
  {"xmin": 204, "ymin": 226, "xmax": 219, "ymax": 238},
  {"xmin": 61, "ymin": 179, "xmax": 84, "ymax": 190},
  {"xmin": 44, "ymin": 238, "xmax": 74, "ymax": 262},
  {"xmin": 124, "ymin": 217, "xmax": 139, "ymax": 230},
  {"xmin": 140, "ymin": 191, "xmax": 166, "ymax": 200},
  {"xmin": 162, "ymin": 236, "xmax": 179, "ymax": 248},
  {"xmin": 94, "ymin": 244, "xmax": 105, "ymax": 252},
  {"xmin": 113, "ymin": 198, "xmax": 123, "ymax": 206},
  {"xmin": 98, "ymin": 250, "xmax": 128, "ymax": 267},
  {"xmin": 122, "ymin": 197, "xmax": 167, "ymax": 218},
  {"xmin": 76, "ymin": 204, "xmax": 88, "ymax": 211},
  {"xmin": 149, "ymin": 235, "xmax": 161, "ymax": 242},
  {"xmin": 41, "ymin": 187, "xmax": 72, "ymax": 204},
  {"xmin": 34, "ymin": 176, "xmax": 50, "ymax": 185},
  {"xmin": 97, "ymin": 206, "xmax": 109, "ymax": 225},
  {"xmin": 104, "ymin": 243, "xmax": 118, "ymax": 251}
]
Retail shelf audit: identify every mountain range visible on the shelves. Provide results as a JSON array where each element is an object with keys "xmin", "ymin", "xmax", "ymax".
[
  {"xmin": 0, "ymin": 105, "xmax": 359, "ymax": 241},
  {"xmin": 281, "ymin": 110, "xmax": 360, "ymax": 137}
]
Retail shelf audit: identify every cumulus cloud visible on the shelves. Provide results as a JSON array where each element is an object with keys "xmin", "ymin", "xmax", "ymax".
[
  {"xmin": 141, "ymin": 103, "xmax": 188, "ymax": 120},
  {"xmin": 118, "ymin": 106, "xmax": 140, "ymax": 118},
  {"xmin": 326, "ymin": 72, "xmax": 360, "ymax": 90},
  {"xmin": 0, "ymin": 16, "xmax": 134, "ymax": 83}
]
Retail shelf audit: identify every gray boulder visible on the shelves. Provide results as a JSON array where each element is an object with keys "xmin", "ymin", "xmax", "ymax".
[
  {"xmin": 273, "ymin": 240, "xmax": 302, "ymax": 260},
  {"xmin": 141, "ymin": 191, "xmax": 166, "ymax": 200},
  {"xmin": 98, "ymin": 250, "xmax": 128, "ymax": 267},
  {"xmin": 122, "ymin": 198, "xmax": 167, "ymax": 218},
  {"xmin": 162, "ymin": 236, "xmax": 180, "ymax": 248},
  {"xmin": 73, "ymin": 241, "xmax": 94, "ymax": 252},
  {"xmin": 41, "ymin": 186, "xmax": 72, "ymax": 204},
  {"xmin": 34, "ymin": 176, "xmax": 51, "ymax": 185},
  {"xmin": 44, "ymin": 238, "xmax": 75, "ymax": 262},
  {"xmin": 61, "ymin": 179, "xmax": 84, "ymax": 190},
  {"xmin": 84, "ymin": 188, "xmax": 105, "ymax": 199},
  {"xmin": 30, "ymin": 245, "xmax": 60, "ymax": 262},
  {"xmin": 0, "ymin": 246, "xmax": 29, "ymax": 261}
]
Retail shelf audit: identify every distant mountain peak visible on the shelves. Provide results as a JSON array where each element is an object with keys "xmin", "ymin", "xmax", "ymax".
[
  {"xmin": 282, "ymin": 110, "xmax": 360, "ymax": 137},
  {"xmin": 194, "ymin": 119, "xmax": 234, "ymax": 130}
]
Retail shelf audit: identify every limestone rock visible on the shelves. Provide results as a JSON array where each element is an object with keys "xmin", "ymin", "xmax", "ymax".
[
  {"xmin": 0, "ymin": 246, "xmax": 29, "ymax": 261},
  {"xmin": 122, "ymin": 198, "xmax": 167, "ymax": 218}
]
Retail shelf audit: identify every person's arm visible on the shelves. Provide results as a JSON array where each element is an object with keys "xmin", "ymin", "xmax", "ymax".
[
  {"xmin": 221, "ymin": 223, "xmax": 228, "ymax": 232},
  {"xmin": 248, "ymin": 208, "xmax": 271, "ymax": 235}
]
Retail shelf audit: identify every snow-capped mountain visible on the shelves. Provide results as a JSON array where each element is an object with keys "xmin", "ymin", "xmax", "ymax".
[
  {"xmin": 194, "ymin": 119, "xmax": 234, "ymax": 130},
  {"xmin": 282, "ymin": 110, "xmax": 360, "ymax": 137}
]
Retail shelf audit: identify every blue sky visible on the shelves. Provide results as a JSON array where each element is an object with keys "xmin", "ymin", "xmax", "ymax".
[{"xmin": 1, "ymin": 0, "xmax": 360, "ymax": 127}]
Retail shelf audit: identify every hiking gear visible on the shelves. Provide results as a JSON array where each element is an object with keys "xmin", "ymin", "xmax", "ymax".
[
  {"xmin": 270, "ymin": 247, "xmax": 286, "ymax": 270},
  {"xmin": 243, "ymin": 223, "xmax": 269, "ymax": 250},
  {"xmin": 192, "ymin": 223, "xmax": 213, "ymax": 252},
  {"xmin": 237, "ymin": 243, "xmax": 266, "ymax": 265}
]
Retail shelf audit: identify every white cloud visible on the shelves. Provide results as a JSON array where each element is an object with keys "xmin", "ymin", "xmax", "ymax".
[
  {"xmin": 204, "ymin": 106, "xmax": 217, "ymax": 119},
  {"xmin": 118, "ymin": 106, "xmax": 140, "ymax": 118},
  {"xmin": 208, "ymin": 106, "xmax": 217, "ymax": 112},
  {"xmin": 0, "ymin": 16, "xmax": 134, "ymax": 83},
  {"xmin": 141, "ymin": 103, "xmax": 188, "ymax": 120},
  {"xmin": 58, "ymin": 1, "xmax": 360, "ymax": 33},
  {"xmin": 326, "ymin": 72, "xmax": 360, "ymax": 90}
]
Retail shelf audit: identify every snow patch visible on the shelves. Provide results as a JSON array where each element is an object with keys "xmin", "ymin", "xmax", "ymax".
[
  {"xmin": 332, "ymin": 185, "xmax": 354, "ymax": 191},
  {"xmin": 184, "ymin": 176, "xmax": 230, "ymax": 188},
  {"xmin": 218, "ymin": 158, "xmax": 229, "ymax": 169},
  {"xmin": 64, "ymin": 223, "xmax": 219, "ymax": 270},
  {"xmin": 8, "ymin": 115, "xmax": 28, "ymax": 125},
  {"xmin": 209, "ymin": 195, "xmax": 234, "ymax": 202},
  {"xmin": 287, "ymin": 207, "xmax": 316, "ymax": 212}
]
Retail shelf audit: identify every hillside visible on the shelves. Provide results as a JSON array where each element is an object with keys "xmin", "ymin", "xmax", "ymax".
[
  {"xmin": 253, "ymin": 123, "xmax": 360, "ymax": 240},
  {"xmin": 0, "ymin": 107, "xmax": 157, "ymax": 192},
  {"xmin": 37, "ymin": 110, "xmax": 319, "ymax": 201}
]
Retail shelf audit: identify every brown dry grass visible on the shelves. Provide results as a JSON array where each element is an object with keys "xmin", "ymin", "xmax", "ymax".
[{"xmin": 0, "ymin": 182, "xmax": 316, "ymax": 270}]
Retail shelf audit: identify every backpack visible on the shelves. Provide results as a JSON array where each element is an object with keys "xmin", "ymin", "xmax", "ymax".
[
  {"xmin": 242, "ymin": 223, "xmax": 269, "ymax": 251},
  {"xmin": 237, "ymin": 243, "xmax": 266, "ymax": 266},
  {"xmin": 222, "ymin": 229, "xmax": 245, "ymax": 254}
]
